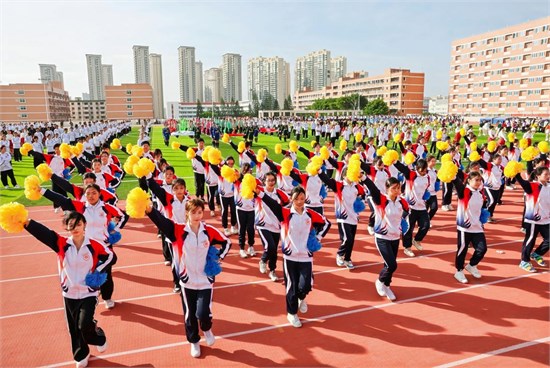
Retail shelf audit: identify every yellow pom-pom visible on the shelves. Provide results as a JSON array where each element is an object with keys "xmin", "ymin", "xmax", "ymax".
[
  {"xmin": 350, "ymin": 153, "xmax": 361, "ymax": 163},
  {"xmin": 437, "ymin": 161, "xmax": 458, "ymax": 183},
  {"xmin": 339, "ymin": 140, "xmax": 347, "ymax": 151},
  {"xmin": 521, "ymin": 146, "xmax": 539, "ymax": 162},
  {"xmin": 111, "ymin": 139, "xmax": 121, "ymax": 149},
  {"xmin": 241, "ymin": 173, "xmax": 257, "ymax": 199},
  {"xmin": 256, "ymin": 148, "xmax": 267, "ymax": 163},
  {"xmin": 346, "ymin": 159, "xmax": 362, "ymax": 183},
  {"xmin": 503, "ymin": 161, "xmax": 523, "ymax": 179},
  {"xmin": 311, "ymin": 156, "xmax": 324, "ymax": 168},
  {"xmin": 470, "ymin": 142, "xmax": 477, "ymax": 151},
  {"xmin": 171, "ymin": 141, "xmax": 181, "ymax": 150},
  {"xmin": 469, "ymin": 151, "xmax": 481, "ymax": 162},
  {"xmin": 128, "ymin": 155, "xmax": 140, "ymax": 165},
  {"xmin": 320, "ymin": 146, "xmax": 330, "ymax": 160},
  {"xmin": 310, "ymin": 140, "xmax": 318, "ymax": 148},
  {"xmin": 306, "ymin": 162, "xmax": 320, "ymax": 176},
  {"xmin": 377, "ymin": 146, "xmax": 388, "ymax": 157},
  {"xmin": 126, "ymin": 143, "xmax": 133, "ymax": 153},
  {"xmin": 222, "ymin": 133, "xmax": 230, "ymax": 143},
  {"xmin": 382, "ymin": 150, "xmax": 399, "ymax": 166},
  {"xmin": 125, "ymin": 188, "xmax": 151, "ymax": 219},
  {"xmin": 393, "ymin": 133, "xmax": 403, "ymax": 143},
  {"xmin": 355, "ymin": 132, "xmax": 363, "ymax": 143},
  {"xmin": 208, "ymin": 148, "xmax": 223, "ymax": 165},
  {"xmin": 201, "ymin": 146, "xmax": 213, "ymax": 162},
  {"xmin": 24, "ymin": 175, "xmax": 42, "ymax": 200},
  {"xmin": 237, "ymin": 141, "xmax": 246, "ymax": 154},
  {"xmin": 436, "ymin": 130, "xmax": 443, "ymax": 140},
  {"xmin": 109, "ymin": 142, "xmax": 119, "ymax": 150},
  {"xmin": 280, "ymin": 158, "xmax": 294, "ymax": 176},
  {"xmin": 70, "ymin": 145, "xmax": 82, "ymax": 157},
  {"xmin": 36, "ymin": 163, "xmax": 53, "ymax": 182},
  {"xmin": 508, "ymin": 132, "xmax": 516, "ymax": 143},
  {"xmin": 221, "ymin": 165, "xmax": 239, "ymax": 183},
  {"xmin": 137, "ymin": 157, "xmax": 156, "ymax": 175},
  {"xmin": 131, "ymin": 145, "xmax": 144, "ymax": 157},
  {"xmin": 441, "ymin": 153, "xmax": 452, "ymax": 163},
  {"xmin": 187, "ymin": 147, "xmax": 196, "ymax": 159},
  {"xmin": 404, "ymin": 152, "xmax": 416, "ymax": 165},
  {"xmin": 459, "ymin": 128, "xmax": 466, "ymax": 136},
  {"xmin": 275, "ymin": 144, "xmax": 282, "ymax": 155},
  {"xmin": 289, "ymin": 140, "xmax": 298, "ymax": 153},
  {"xmin": 20, "ymin": 142, "xmax": 34, "ymax": 156},
  {"xmin": 537, "ymin": 141, "xmax": 549, "ymax": 154},
  {"xmin": 59, "ymin": 143, "xmax": 72, "ymax": 159},
  {"xmin": 133, "ymin": 164, "xmax": 148, "ymax": 178},
  {"xmin": 487, "ymin": 141, "xmax": 498, "ymax": 153},
  {"xmin": 123, "ymin": 155, "xmax": 140, "ymax": 175},
  {"xmin": 519, "ymin": 138, "xmax": 529, "ymax": 150},
  {"xmin": 436, "ymin": 141, "xmax": 449, "ymax": 152},
  {"xmin": 0, "ymin": 202, "xmax": 28, "ymax": 233}
]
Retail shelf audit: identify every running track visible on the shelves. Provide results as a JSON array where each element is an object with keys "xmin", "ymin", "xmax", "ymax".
[{"xmin": 0, "ymin": 189, "xmax": 548, "ymax": 367}]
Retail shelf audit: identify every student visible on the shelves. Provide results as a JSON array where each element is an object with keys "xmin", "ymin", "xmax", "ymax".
[
  {"xmin": 145, "ymin": 199, "xmax": 231, "ymax": 358},
  {"xmin": 478, "ymin": 154, "xmax": 504, "ymax": 222},
  {"xmin": 426, "ymin": 155, "xmax": 440, "ymax": 221},
  {"xmin": 178, "ymin": 139, "xmax": 206, "ymax": 201},
  {"xmin": 451, "ymin": 172, "xmax": 489, "ymax": 283},
  {"xmin": 24, "ymin": 211, "xmax": 112, "ymax": 368},
  {"xmin": 0, "ymin": 145, "xmax": 19, "ymax": 189},
  {"xmin": 361, "ymin": 176, "xmax": 410, "ymax": 302},
  {"xmin": 212, "ymin": 157, "xmax": 238, "ymax": 236},
  {"xmin": 257, "ymin": 185, "xmax": 331, "ymax": 328}
]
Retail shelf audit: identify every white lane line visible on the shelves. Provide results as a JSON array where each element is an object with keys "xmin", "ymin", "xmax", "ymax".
[
  {"xmin": 0, "ymin": 238, "xmax": 524, "ymax": 319},
  {"xmin": 40, "ymin": 271, "xmax": 545, "ymax": 368},
  {"xmin": 434, "ymin": 336, "xmax": 550, "ymax": 368}
]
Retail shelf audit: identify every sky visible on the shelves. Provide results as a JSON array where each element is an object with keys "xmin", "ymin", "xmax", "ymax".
[{"xmin": 1, "ymin": 0, "xmax": 548, "ymax": 104}]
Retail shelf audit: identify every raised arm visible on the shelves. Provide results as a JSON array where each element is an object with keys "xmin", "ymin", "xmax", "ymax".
[
  {"xmin": 393, "ymin": 161, "xmax": 411, "ymax": 177},
  {"xmin": 258, "ymin": 191, "xmax": 283, "ymax": 222},
  {"xmin": 360, "ymin": 175, "xmax": 381, "ymax": 205},
  {"xmin": 318, "ymin": 171, "xmax": 337, "ymax": 192},
  {"xmin": 42, "ymin": 188, "xmax": 77, "ymax": 211},
  {"xmin": 24, "ymin": 219, "xmax": 62, "ymax": 252},
  {"xmin": 146, "ymin": 206, "xmax": 176, "ymax": 241}
]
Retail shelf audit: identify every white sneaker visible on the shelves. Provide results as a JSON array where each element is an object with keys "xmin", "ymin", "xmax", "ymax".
[
  {"xmin": 104, "ymin": 299, "xmax": 115, "ymax": 309},
  {"xmin": 231, "ymin": 226, "xmax": 238, "ymax": 235},
  {"xmin": 97, "ymin": 340, "xmax": 108, "ymax": 353},
  {"xmin": 287, "ymin": 313, "xmax": 302, "ymax": 328},
  {"xmin": 375, "ymin": 279, "xmax": 386, "ymax": 297},
  {"xmin": 412, "ymin": 240, "xmax": 423, "ymax": 251},
  {"xmin": 157, "ymin": 233, "xmax": 162, "ymax": 238},
  {"xmin": 247, "ymin": 246, "xmax": 256, "ymax": 257},
  {"xmin": 259, "ymin": 260, "xmax": 267, "ymax": 274},
  {"xmin": 54, "ymin": 207, "xmax": 60, "ymax": 213},
  {"xmin": 367, "ymin": 226, "xmax": 374, "ymax": 235},
  {"xmin": 269, "ymin": 270, "xmax": 278, "ymax": 282},
  {"xmin": 336, "ymin": 254, "xmax": 345, "ymax": 267},
  {"xmin": 75, "ymin": 353, "xmax": 90, "ymax": 368},
  {"xmin": 298, "ymin": 299, "xmax": 308, "ymax": 314},
  {"xmin": 190, "ymin": 342, "xmax": 201, "ymax": 358},
  {"xmin": 441, "ymin": 205, "xmax": 449, "ymax": 212},
  {"xmin": 164, "ymin": 260, "xmax": 171, "ymax": 266},
  {"xmin": 4, "ymin": 185, "xmax": 8, "ymax": 189},
  {"xmin": 224, "ymin": 228, "xmax": 230, "ymax": 236},
  {"xmin": 384, "ymin": 285, "xmax": 396, "ymax": 301},
  {"xmin": 448, "ymin": 204, "xmax": 455, "ymax": 211},
  {"xmin": 403, "ymin": 248, "xmax": 415, "ymax": 257},
  {"xmin": 344, "ymin": 260, "xmax": 355, "ymax": 270},
  {"xmin": 210, "ymin": 210, "xmax": 215, "ymax": 217},
  {"xmin": 14, "ymin": 185, "xmax": 20, "ymax": 189},
  {"xmin": 454, "ymin": 270, "xmax": 468, "ymax": 284},
  {"xmin": 204, "ymin": 329, "xmax": 215, "ymax": 346},
  {"xmin": 239, "ymin": 249, "xmax": 248, "ymax": 258},
  {"xmin": 465, "ymin": 264, "xmax": 482, "ymax": 279}
]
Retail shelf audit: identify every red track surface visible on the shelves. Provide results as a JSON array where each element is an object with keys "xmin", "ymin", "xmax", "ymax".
[{"xmin": 1, "ymin": 190, "xmax": 548, "ymax": 367}]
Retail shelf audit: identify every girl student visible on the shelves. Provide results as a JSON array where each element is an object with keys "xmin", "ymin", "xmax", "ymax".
[
  {"xmin": 212, "ymin": 156, "xmax": 238, "ymax": 236},
  {"xmin": 24, "ymin": 211, "xmax": 113, "ymax": 368},
  {"xmin": 38, "ymin": 184, "xmax": 128, "ymax": 309},
  {"xmin": 256, "ymin": 185, "xmax": 331, "ymax": 328},
  {"xmin": 450, "ymin": 171, "xmax": 490, "ymax": 284},
  {"xmin": 145, "ymin": 199, "xmax": 231, "ymax": 358},
  {"xmin": 478, "ymin": 153, "xmax": 504, "ymax": 223},
  {"xmin": 361, "ymin": 175, "xmax": 410, "ymax": 302}
]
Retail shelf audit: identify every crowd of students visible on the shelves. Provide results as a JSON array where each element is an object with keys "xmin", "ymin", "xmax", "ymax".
[{"xmin": 1, "ymin": 115, "xmax": 548, "ymax": 366}]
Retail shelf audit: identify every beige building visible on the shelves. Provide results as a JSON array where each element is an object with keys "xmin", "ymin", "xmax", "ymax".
[
  {"xmin": 330, "ymin": 56, "xmax": 347, "ymax": 83},
  {"xmin": 222, "ymin": 53, "xmax": 242, "ymax": 102},
  {"xmin": 149, "ymin": 53, "xmax": 165, "ymax": 119},
  {"xmin": 294, "ymin": 69, "xmax": 425, "ymax": 115},
  {"xmin": 449, "ymin": 17, "xmax": 550, "ymax": 117},
  {"xmin": 204, "ymin": 67, "xmax": 223, "ymax": 103},
  {"xmin": 0, "ymin": 81, "xmax": 70, "ymax": 122},
  {"xmin": 70, "ymin": 98, "xmax": 106, "ymax": 122},
  {"xmin": 105, "ymin": 83, "xmax": 153, "ymax": 120},
  {"xmin": 247, "ymin": 56, "xmax": 291, "ymax": 107},
  {"xmin": 295, "ymin": 49, "xmax": 331, "ymax": 92}
]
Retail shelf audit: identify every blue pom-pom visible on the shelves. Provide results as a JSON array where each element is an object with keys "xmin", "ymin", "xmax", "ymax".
[
  {"xmin": 401, "ymin": 218, "xmax": 409, "ymax": 234},
  {"xmin": 85, "ymin": 270, "xmax": 107, "ymax": 289},
  {"xmin": 307, "ymin": 229, "xmax": 322, "ymax": 252},
  {"xmin": 397, "ymin": 173, "xmax": 404, "ymax": 182},
  {"xmin": 114, "ymin": 171, "xmax": 122, "ymax": 178},
  {"xmin": 108, "ymin": 230, "xmax": 121, "ymax": 245},
  {"xmin": 460, "ymin": 164, "xmax": 464, "ymax": 171},
  {"xmin": 479, "ymin": 208, "xmax": 491, "ymax": 224},
  {"xmin": 293, "ymin": 160, "xmax": 300, "ymax": 169},
  {"xmin": 434, "ymin": 180, "xmax": 441, "ymax": 192},
  {"xmin": 291, "ymin": 180, "xmax": 299, "ymax": 187},
  {"xmin": 107, "ymin": 187, "xmax": 115, "ymax": 194},
  {"xmin": 353, "ymin": 197, "xmax": 366, "ymax": 213},
  {"xmin": 321, "ymin": 164, "xmax": 326, "ymax": 172},
  {"xmin": 204, "ymin": 246, "xmax": 222, "ymax": 277},
  {"xmin": 422, "ymin": 152, "xmax": 427, "ymax": 159},
  {"xmin": 422, "ymin": 190, "xmax": 431, "ymax": 201},
  {"xmin": 319, "ymin": 185, "xmax": 327, "ymax": 199},
  {"xmin": 249, "ymin": 161, "xmax": 256, "ymax": 169},
  {"xmin": 63, "ymin": 168, "xmax": 72, "ymax": 180}
]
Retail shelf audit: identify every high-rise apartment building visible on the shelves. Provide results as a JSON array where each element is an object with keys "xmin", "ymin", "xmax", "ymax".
[
  {"xmin": 39, "ymin": 64, "xmax": 64, "ymax": 87},
  {"xmin": 195, "ymin": 61, "xmax": 203, "ymax": 102},
  {"xmin": 330, "ymin": 56, "xmax": 347, "ymax": 83},
  {"xmin": 86, "ymin": 54, "xmax": 104, "ymax": 100},
  {"xmin": 133, "ymin": 45, "xmax": 150, "ymax": 84},
  {"xmin": 247, "ymin": 56, "xmax": 291, "ymax": 107},
  {"xmin": 149, "ymin": 53, "xmax": 165, "ymax": 119},
  {"xmin": 102, "ymin": 64, "xmax": 114, "ymax": 87},
  {"xmin": 294, "ymin": 69, "xmax": 424, "ymax": 115},
  {"xmin": 222, "ymin": 53, "xmax": 242, "ymax": 102},
  {"xmin": 204, "ymin": 67, "xmax": 223, "ymax": 103},
  {"xmin": 178, "ymin": 46, "xmax": 196, "ymax": 103},
  {"xmin": 295, "ymin": 49, "xmax": 331, "ymax": 92},
  {"xmin": 449, "ymin": 17, "xmax": 550, "ymax": 117}
]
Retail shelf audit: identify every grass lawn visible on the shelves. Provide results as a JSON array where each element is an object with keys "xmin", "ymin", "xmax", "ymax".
[{"xmin": 1, "ymin": 125, "xmax": 547, "ymax": 207}]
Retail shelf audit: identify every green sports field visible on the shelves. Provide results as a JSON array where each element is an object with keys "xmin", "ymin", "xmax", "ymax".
[{"xmin": 0, "ymin": 125, "xmax": 547, "ymax": 207}]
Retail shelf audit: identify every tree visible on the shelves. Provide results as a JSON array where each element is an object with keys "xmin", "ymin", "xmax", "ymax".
[
  {"xmin": 273, "ymin": 99, "xmax": 280, "ymax": 110},
  {"xmin": 251, "ymin": 90, "xmax": 260, "ymax": 117},
  {"xmin": 363, "ymin": 98, "xmax": 389, "ymax": 115},
  {"xmin": 220, "ymin": 98, "xmax": 226, "ymax": 117},
  {"xmin": 196, "ymin": 100, "xmax": 203, "ymax": 118},
  {"xmin": 283, "ymin": 95, "xmax": 293, "ymax": 110}
]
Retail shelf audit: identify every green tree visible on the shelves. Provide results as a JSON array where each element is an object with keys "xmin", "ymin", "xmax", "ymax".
[
  {"xmin": 196, "ymin": 100, "xmax": 203, "ymax": 118},
  {"xmin": 283, "ymin": 95, "xmax": 292, "ymax": 110},
  {"xmin": 251, "ymin": 90, "xmax": 260, "ymax": 117},
  {"xmin": 363, "ymin": 98, "xmax": 389, "ymax": 115},
  {"xmin": 273, "ymin": 99, "xmax": 280, "ymax": 110}
]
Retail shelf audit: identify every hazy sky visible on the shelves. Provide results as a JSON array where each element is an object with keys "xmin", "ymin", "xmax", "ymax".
[{"xmin": 1, "ymin": 0, "xmax": 548, "ymax": 103}]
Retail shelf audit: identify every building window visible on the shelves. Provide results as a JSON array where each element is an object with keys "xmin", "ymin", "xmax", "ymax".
[
  {"xmin": 127, "ymin": 105, "xmax": 133, "ymax": 109},
  {"xmin": 127, "ymin": 112, "xmax": 133, "ymax": 116},
  {"xmin": 126, "ymin": 90, "xmax": 132, "ymax": 95},
  {"xmin": 126, "ymin": 98, "xmax": 132, "ymax": 102},
  {"xmin": 18, "ymin": 98, "xmax": 26, "ymax": 103},
  {"xmin": 20, "ymin": 114, "xmax": 28, "ymax": 118},
  {"xmin": 18, "ymin": 106, "xmax": 27, "ymax": 111},
  {"xmin": 16, "ymin": 90, "xmax": 25, "ymax": 95}
]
